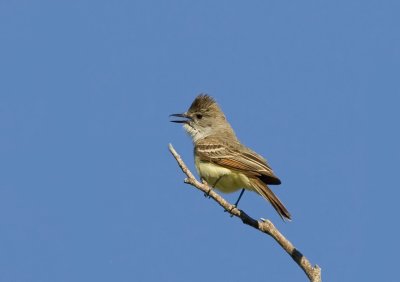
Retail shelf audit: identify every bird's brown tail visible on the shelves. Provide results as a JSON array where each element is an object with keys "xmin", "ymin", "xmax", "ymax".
[{"xmin": 252, "ymin": 179, "xmax": 291, "ymax": 220}]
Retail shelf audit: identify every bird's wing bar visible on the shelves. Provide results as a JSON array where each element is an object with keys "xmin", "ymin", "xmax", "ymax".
[{"xmin": 195, "ymin": 138, "xmax": 281, "ymax": 185}]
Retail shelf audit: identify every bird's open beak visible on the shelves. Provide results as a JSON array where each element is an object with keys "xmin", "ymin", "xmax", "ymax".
[{"xmin": 169, "ymin": 113, "xmax": 192, "ymax": 123}]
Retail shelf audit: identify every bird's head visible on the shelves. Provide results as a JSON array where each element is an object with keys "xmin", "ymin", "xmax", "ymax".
[{"xmin": 170, "ymin": 94, "xmax": 235, "ymax": 142}]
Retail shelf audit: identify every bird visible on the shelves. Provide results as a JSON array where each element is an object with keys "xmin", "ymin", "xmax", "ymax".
[{"xmin": 170, "ymin": 94, "xmax": 291, "ymax": 220}]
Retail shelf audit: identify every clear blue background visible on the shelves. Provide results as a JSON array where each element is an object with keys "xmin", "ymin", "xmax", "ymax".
[{"xmin": 1, "ymin": 1, "xmax": 399, "ymax": 281}]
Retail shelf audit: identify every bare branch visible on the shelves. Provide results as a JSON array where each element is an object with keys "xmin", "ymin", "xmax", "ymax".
[{"xmin": 169, "ymin": 143, "xmax": 321, "ymax": 282}]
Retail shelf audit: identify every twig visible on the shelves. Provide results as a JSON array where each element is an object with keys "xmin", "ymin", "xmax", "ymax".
[{"xmin": 169, "ymin": 143, "xmax": 321, "ymax": 282}]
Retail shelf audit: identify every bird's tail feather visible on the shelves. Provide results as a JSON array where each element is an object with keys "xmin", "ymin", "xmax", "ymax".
[{"xmin": 252, "ymin": 179, "xmax": 291, "ymax": 221}]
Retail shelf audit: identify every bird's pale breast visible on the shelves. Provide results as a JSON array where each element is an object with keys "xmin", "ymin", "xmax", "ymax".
[{"xmin": 195, "ymin": 156, "xmax": 253, "ymax": 193}]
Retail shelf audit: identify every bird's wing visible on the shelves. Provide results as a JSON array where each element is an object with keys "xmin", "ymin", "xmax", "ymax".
[{"xmin": 195, "ymin": 137, "xmax": 281, "ymax": 185}]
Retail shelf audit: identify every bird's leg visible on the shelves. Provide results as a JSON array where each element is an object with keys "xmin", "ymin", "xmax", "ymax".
[
  {"xmin": 204, "ymin": 176, "xmax": 223, "ymax": 198},
  {"xmin": 225, "ymin": 189, "xmax": 245, "ymax": 217},
  {"xmin": 234, "ymin": 189, "xmax": 245, "ymax": 207},
  {"xmin": 201, "ymin": 178, "xmax": 209, "ymax": 197}
]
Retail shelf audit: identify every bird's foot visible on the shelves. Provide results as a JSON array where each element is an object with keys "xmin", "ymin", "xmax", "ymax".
[
  {"xmin": 224, "ymin": 205, "xmax": 237, "ymax": 217},
  {"xmin": 203, "ymin": 187, "xmax": 213, "ymax": 198}
]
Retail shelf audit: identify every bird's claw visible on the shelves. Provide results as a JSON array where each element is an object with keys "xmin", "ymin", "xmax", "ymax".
[
  {"xmin": 203, "ymin": 188, "xmax": 212, "ymax": 198},
  {"xmin": 224, "ymin": 205, "xmax": 236, "ymax": 217}
]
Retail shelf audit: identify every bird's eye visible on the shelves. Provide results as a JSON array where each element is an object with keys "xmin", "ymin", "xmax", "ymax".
[{"xmin": 196, "ymin": 114, "xmax": 203, "ymax": 119}]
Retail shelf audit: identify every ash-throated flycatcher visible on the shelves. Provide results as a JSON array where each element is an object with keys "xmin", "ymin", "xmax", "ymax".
[{"xmin": 170, "ymin": 94, "xmax": 291, "ymax": 220}]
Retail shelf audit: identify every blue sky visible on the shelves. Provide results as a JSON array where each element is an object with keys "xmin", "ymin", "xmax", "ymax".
[{"xmin": 0, "ymin": 1, "xmax": 399, "ymax": 281}]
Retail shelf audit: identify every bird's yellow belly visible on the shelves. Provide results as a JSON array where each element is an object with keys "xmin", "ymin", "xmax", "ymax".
[{"xmin": 195, "ymin": 159, "xmax": 253, "ymax": 193}]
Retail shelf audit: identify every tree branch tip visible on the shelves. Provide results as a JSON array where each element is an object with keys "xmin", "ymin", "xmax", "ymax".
[{"xmin": 169, "ymin": 144, "xmax": 178, "ymax": 156}]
